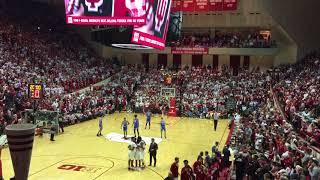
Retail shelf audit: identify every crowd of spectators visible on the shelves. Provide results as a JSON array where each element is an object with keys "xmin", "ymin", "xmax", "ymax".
[
  {"xmin": 0, "ymin": 3, "xmax": 319, "ymax": 180},
  {"xmin": 166, "ymin": 145, "xmax": 231, "ymax": 180},
  {"xmin": 170, "ymin": 31, "xmax": 276, "ymax": 48},
  {"xmin": 132, "ymin": 68, "xmax": 183, "ymax": 114},
  {"xmin": 162, "ymin": 53, "xmax": 319, "ymax": 179},
  {"xmin": 273, "ymin": 52, "xmax": 320, "ymax": 148},
  {"xmin": 34, "ymin": 67, "xmax": 141, "ymax": 126},
  {"xmin": 100, "ymin": 65, "xmax": 270, "ymax": 120},
  {"xmin": 232, "ymin": 90, "xmax": 320, "ymax": 180},
  {"xmin": 0, "ymin": 3, "xmax": 117, "ymax": 131},
  {"xmin": 227, "ymin": 54, "xmax": 320, "ymax": 180},
  {"xmin": 180, "ymin": 66, "xmax": 268, "ymax": 118}
]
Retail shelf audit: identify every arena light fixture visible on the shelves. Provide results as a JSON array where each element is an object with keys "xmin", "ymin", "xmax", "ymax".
[{"xmin": 111, "ymin": 44, "xmax": 153, "ymax": 50}]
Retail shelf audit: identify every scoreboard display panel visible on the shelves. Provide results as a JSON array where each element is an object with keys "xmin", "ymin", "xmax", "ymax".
[
  {"xmin": 28, "ymin": 84, "xmax": 44, "ymax": 99},
  {"xmin": 131, "ymin": 0, "xmax": 172, "ymax": 50},
  {"xmin": 87, "ymin": 0, "xmax": 173, "ymax": 50},
  {"xmin": 65, "ymin": 0, "xmax": 147, "ymax": 25}
]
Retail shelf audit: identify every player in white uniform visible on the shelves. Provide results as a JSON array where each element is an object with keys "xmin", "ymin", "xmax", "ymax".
[
  {"xmin": 138, "ymin": 139, "xmax": 146, "ymax": 169},
  {"xmin": 128, "ymin": 143, "xmax": 136, "ymax": 170},
  {"xmin": 134, "ymin": 144, "xmax": 140, "ymax": 169}
]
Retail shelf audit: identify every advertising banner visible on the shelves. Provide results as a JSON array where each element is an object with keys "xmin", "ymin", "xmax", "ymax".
[
  {"xmin": 195, "ymin": 0, "xmax": 209, "ymax": 12},
  {"xmin": 182, "ymin": 0, "xmax": 195, "ymax": 12},
  {"xmin": 171, "ymin": 47, "xmax": 209, "ymax": 54},
  {"xmin": 209, "ymin": 0, "xmax": 223, "ymax": 11},
  {"xmin": 171, "ymin": 0, "xmax": 236, "ymax": 12},
  {"xmin": 223, "ymin": 0, "xmax": 237, "ymax": 11},
  {"xmin": 171, "ymin": 0, "xmax": 182, "ymax": 12}
]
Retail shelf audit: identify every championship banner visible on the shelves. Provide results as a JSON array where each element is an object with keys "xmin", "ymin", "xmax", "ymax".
[
  {"xmin": 182, "ymin": 0, "xmax": 195, "ymax": 12},
  {"xmin": 195, "ymin": 0, "xmax": 209, "ymax": 12},
  {"xmin": 65, "ymin": 0, "xmax": 147, "ymax": 25},
  {"xmin": 171, "ymin": 47, "xmax": 209, "ymax": 54},
  {"xmin": 223, "ymin": 0, "xmax": 237, "ymax": 11},
  {"xmin": 209, "ymin": 0, "xmax": 223, "ymax": 11},
  {"xmin": 171, "ymin": 0, "xmax": 236, "ymax": 12},
  {"xmin": 171, "ymin": 0, "xmax": 182, "ymax": 12},
  {"xmin": 131, "ymin": 0, "xmax": 172, "ymax": 50}
]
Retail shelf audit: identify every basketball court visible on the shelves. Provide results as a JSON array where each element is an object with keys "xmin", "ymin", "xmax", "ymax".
[{"xmin": 1, "ymin": 112, "xmax": 230, "ymax": 180}]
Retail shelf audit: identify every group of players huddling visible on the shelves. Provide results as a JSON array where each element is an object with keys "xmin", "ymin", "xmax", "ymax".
[
  {"xmin": 128, "ymin": 136, "xmax": 147, "ymax": 170},
  {"xmin": 97, "ymin": 110, "xmax": 166, "ymax": 171}
]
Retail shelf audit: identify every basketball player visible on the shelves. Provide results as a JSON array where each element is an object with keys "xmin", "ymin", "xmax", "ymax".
[
  {"xmin": 213, "ymin": 111, "xmax": 219, "ymax": 131},
  {"xmin": 97, "ymin": 116, "xmax": 103, "ymax": 136},
  {"xmin": 145, "ymin": 110, "xmax": 152, "ymax": 129},
  {"xmin": 134, "ymin": 143, "xmax": 140, "ymax": 169},
  {"xmin": 128, "ymin": 143, "xmax": 136, "ymax": 170},
  {"xmin": 121, "ymin": 117, "xmax": 130, "ymax": 139},
  {"xmin": 132, "ymin": 115, "xmax": 140, "ymax": 137},
  {"xmin": 137, "ymin": 136, "xmax": 146, "ymax": 169},
  {"xmin": 50, "ymin": 123, "xmax": 56, "ymax": 141},
  {"xmin": 161, "ymin": 105, "xmax": 165, "ymax": 117},
  {"xmin": 160, "ymin": 117, "xmax": 166, "ymax": 139}
]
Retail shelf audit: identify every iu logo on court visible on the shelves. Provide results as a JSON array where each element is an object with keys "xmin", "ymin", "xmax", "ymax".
[
  {"xmin": 58, "ymin": 164, "xmax": 102, "ymax": 173},
  {"xmin": 85, "ymin": 0, "xmax": 103, "ymax": 12}
]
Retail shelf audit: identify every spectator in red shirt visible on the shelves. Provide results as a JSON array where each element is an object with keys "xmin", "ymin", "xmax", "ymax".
[
  {"xmin": 170, "ymin": 157, "xmax": 179, "ymax": 180},
  {"xmin": 208, "ymin": 158, "xmax": 220, "ymax": 179},
  {"xmin": 181, "ymin": 160, "xmax": 194, "ymax": 180},
  {"xmin": 193, "ymin": 156, "xmax": 205, "ymax": 180}
]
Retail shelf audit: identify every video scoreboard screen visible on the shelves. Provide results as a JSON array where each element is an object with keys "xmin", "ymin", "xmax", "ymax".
[
  {"xmin": 131, "ymin": 0, "xmax": 172, "ymax": 50},
  {"xmin": 65, "ymin": 0, "xmax": 147, "ymax": 25},
  {"xmin": 28, "ymin": 84, "xmax": 44, "ymax": 99},
  {"xmin": 66, "ymin": 0, "xmax": 172, "ymax": 50}
]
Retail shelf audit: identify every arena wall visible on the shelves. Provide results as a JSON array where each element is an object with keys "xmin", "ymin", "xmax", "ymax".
[
  {"xmin": 119, "ymin": 52, "xmax": 274, "ymax": 70},
  {"xmin": 262, "ymin": 0, "xmax": 320, "ymax": 59}
]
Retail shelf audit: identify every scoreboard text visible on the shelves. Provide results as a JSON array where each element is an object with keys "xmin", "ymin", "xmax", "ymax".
[{"xmin": 28, "ymin": 84, "xmax": 43, "ymax": 99}]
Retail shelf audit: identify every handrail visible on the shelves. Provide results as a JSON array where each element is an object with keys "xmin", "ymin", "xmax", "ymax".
[
  {"xmin": 270, "ymin": 87, "xmax": 320, "ymax": 157},
  {"xmin": 68, "ymin": 71, "xmax": 119, "ymax": 96}
]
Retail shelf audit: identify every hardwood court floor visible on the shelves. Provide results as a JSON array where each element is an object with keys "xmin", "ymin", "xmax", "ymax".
[{"xmin": 1, "ymin": 112, "xmax": 230, "ymax": 180}]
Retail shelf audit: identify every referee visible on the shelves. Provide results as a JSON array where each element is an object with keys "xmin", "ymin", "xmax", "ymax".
[
  {"xmin": 148, "ymin": 138, "xmax": 158, "ymax": 167},
  {"xmin": 50, "ymin": 124, "xmax": 56, "ymax": 141},
  {"xmin": 213, "ymin": 111, "xmax": 219, "ymax": 131}
]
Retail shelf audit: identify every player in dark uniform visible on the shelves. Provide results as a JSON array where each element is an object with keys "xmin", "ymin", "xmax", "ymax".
[
  {"xmin": 132, "ymin": 115, "xmax": 140, "ymax": 137},
  {"xmin": 213, "ymin": 111, "xmax": 219, "ymax": 131},
  {"xmin": 97, "ymin": 117, "xmax": 103, "ymax": 136},
  {"xmin": 145, "ymin": 110, "xmax": 152, "ymax": 129},
  {"xmin": 67, "ymin": 0, "xmax": 113, "ymax": 16},
  {"xmin": 160, "ymin": 117, "xmax": 166, "ymax": 139},
  {"xmin": 121, "ymin": 117, "xmax": 130, "ymax": 139},
  {"xmin": 50, "ymin": 124, "xmax": 56, "ymax": 141}
]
